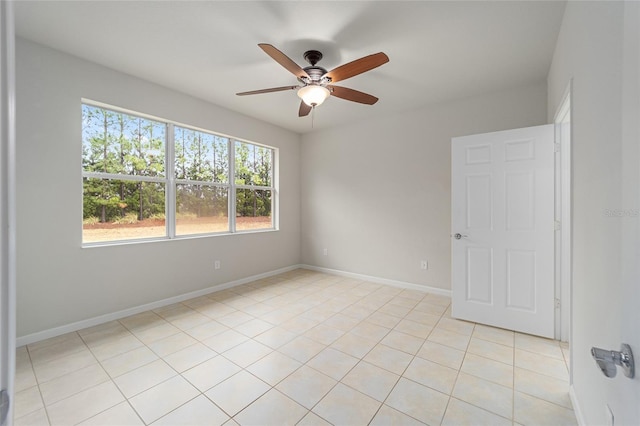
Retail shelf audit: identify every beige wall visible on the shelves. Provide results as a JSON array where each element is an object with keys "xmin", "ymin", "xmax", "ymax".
[
  {"xmin": 15, "ymin": 39, "xmax": 301, "ymax": 338},
  {"xmin": 300, "ymin": 82, "xmax": 547, "ymax": 290}
]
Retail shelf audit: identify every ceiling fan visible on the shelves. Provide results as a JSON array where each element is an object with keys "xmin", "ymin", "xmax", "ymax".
[{"xmin": 236, "ymin": 44, "xmax": 389, "ymax": 117}]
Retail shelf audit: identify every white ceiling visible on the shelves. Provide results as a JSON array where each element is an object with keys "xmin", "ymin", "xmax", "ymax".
[{"xmin": 14, "ymin": 1, "xmax": 566, "ymax": 134}]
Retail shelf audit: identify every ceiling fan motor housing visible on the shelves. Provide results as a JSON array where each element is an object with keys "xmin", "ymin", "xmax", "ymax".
[
  {"xmin": 300, "ymin": 67, "xmax": 329, "ymax": 84},
  {"xmin": 301, "ymin": 50, "xmax": 330, "ymax": 84}
]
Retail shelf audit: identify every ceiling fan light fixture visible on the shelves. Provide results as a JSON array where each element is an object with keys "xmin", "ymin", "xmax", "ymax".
[{"xmin": 297, "ymin": 85, "xmax": 330, "ymax": 107}]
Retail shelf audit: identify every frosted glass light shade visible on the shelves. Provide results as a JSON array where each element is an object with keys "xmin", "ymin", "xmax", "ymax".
[{"xmin": 297, "ymin": 85, "xmax": 330, "ymax": 106}]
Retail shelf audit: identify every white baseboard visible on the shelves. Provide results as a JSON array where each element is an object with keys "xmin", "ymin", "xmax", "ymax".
[
  {"xmin": 17, "ymin": 264, "xmax": 451, "ymax": 347},
  {"xmin": 569, "ymin": 384, "xmax": 585, "ymax": 425},
  {"xmin": 16, "ymin": 264, "xmax": 301, "ymax": 347},
  {"xmin": 300, "ymin": 264, "xmax": 452, "ymax": 297}
]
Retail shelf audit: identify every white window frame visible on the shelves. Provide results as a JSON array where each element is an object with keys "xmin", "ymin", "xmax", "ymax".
[{"xmin": 81, "ymin": 100, "xmax": 277, "ymax": 246}]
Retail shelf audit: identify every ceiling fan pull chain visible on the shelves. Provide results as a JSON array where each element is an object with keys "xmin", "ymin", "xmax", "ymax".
[{"xmin": 311, "ymin": 105, "xmax": 315, "ymax": 128}]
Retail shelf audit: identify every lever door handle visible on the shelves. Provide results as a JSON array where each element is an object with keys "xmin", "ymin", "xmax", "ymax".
[
  {"xmin": 452, "ymin": 233, "xmax": 468, "ymax": 240},
  {"xmin": 591, "ymin": 343, "xmax": 635, "ymax": 378}
]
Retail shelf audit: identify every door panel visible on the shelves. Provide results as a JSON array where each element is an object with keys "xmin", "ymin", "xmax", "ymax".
[
  {"xmin": 466, "ymin": 246, "xmax": 493, "ymax": 303},
  {"xmin": 466, "ymin": 175, "xmax": 492, "ymax": 229},
  {"xmin": 505, "ymin": 171, "xmax": 534, "ymax": 230},
  {"xmin": 465, "ymin": 144, "xmax": 492, "ymax": 164},
  {"xmin": 506, "ymin": 249, "xmax": 536, "ymax": 311},
  {"xmin": 451, "ymin": 124, "xmax": 555, "ymax": 338}
]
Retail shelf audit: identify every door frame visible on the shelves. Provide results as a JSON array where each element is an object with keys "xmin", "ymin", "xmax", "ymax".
[
  {"xmin": 0, "ymin": 1, "xmax": 16, "ymax": 424},
  {"xmin": 553, "ymin": 82, "xmax": 572, "ymax": 349}
]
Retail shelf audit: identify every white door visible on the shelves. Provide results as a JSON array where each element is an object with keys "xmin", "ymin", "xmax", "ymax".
[{"xmin": 451, "ymin": 124, "xmax": 555, "ymax": 338}]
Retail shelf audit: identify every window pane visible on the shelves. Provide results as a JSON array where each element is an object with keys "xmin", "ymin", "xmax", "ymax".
[
  {"xmin": 235, "ymin": 189, "xmax": 272, "ymax": 231},
  {"xmin": 175, "ymin": 127, "xmax": 229, "ymax": 183},
  {"xmin": 176, "ymin": 184, "xmax": 229, "ymax": 235},
  {"xmin": 235, "ymin": 141, "xmax": 272, "ymax": 186},
  {"xmin": 82, "ymin": 104, "xmax": 166, "ymax": 177},
  {"xmin": 82, "ymin": 178, "xmax": 166, "ymax": 243}
]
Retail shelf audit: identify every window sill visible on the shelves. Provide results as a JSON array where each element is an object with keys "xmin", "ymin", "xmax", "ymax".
[{"xmin": 81, "ymin": 228, "xmax": 278, "ymax": 248}]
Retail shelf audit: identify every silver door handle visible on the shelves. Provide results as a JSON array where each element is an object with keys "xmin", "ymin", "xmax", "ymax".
[
  {"xmin": 591, "ymin": 344, "xmax": 634, "ymax": 378},
  {"xmin": 452, "ymin": 233, "xmax": 468, "ymax": 240}
]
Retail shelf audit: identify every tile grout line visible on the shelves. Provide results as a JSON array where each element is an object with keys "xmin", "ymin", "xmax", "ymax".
[{"xmin": 438, "ymin": 309, "xmax": 471, "ymax": 425}]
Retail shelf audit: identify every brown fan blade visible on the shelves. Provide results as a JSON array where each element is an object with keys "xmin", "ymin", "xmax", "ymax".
[
  {"xmin": 299, "ymin": 101, "xmax": 312, "ymax": 117},
  {"xmin": 259, "ymin": 44, "xmax": 310, "ymax": 79},
  {"xmin": 329, "ymin": 85, "xmax": 379, "ymax": 105},
  {"xmin": 236, "ymin": 86, "xmax": 299, "ymax": 96},
  {"xmin": 326, "ymin": 52, "xmax": 389, "ymax": 83}
]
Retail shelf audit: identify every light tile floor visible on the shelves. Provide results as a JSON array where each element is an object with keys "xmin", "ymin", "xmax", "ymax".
[{"xmin": 14, "ymin": 269, "xmax": 576, "ymax": 425}]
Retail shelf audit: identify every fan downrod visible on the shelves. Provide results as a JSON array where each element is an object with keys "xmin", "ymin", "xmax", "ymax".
[{"xmin": 303, "ymin": 50, "xmax": 323, "ymax": 66}]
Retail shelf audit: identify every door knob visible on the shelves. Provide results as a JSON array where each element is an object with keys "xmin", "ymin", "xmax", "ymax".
[{"xmin": 453, "ymin": 233, "xmax": 468, "ymax": 240}]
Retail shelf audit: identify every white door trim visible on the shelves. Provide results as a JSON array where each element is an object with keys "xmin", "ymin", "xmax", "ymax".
[
  {"xmin": 553, "ymin": 82, "xmax": 572, "ymax": 347},
  {"xmin": 0, "ymin": 1, "xmax": 17, "ymax": 424}
]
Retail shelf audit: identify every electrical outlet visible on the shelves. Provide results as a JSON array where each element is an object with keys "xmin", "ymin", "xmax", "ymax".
[
  {"xmin": 420, "ymin": 260, "xmax": 428, "ymax": 270},
  {"xmin": 214, "ymin": 260, "xmax": 221, "ymax": 270},
  {"xmin": 323, "ymin": 248, "xmax": 328, "ymax": 256}
]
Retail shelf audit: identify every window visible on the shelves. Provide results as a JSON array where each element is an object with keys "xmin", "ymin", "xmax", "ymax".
[
  {"xmin": 174, "ymin": 126, "xmax": 230, "ymax": 236},
  {"xmin": 234, "ymin": 141, "xmax": 274, "ymax": 231},
  {"xmin": 82, "ymin": 103, "xmax": 275, "ymax": 244}
]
